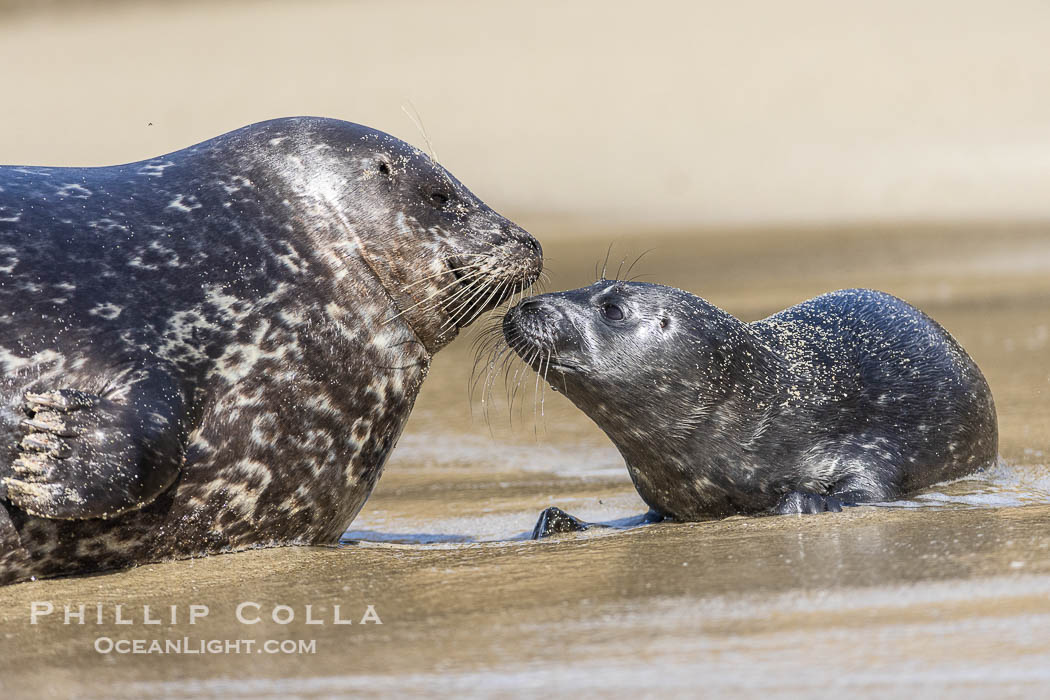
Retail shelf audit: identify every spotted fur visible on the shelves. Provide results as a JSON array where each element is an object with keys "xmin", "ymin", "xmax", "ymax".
[
  {"xmin": 0, "ymin": 117, "xmax": 541, "ymax": 584},
  {"xmin": 504, "ymin": 282, "xmax": 997, "ymax": 520}
]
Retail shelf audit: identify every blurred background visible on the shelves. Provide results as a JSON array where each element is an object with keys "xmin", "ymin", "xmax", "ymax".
[{"xmin": 2, "ymin": 0, "xmax": 1050, "ymax": 231}]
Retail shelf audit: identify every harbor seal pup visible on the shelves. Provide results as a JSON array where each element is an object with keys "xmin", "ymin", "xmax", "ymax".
[
  {"xmin": 501, "ymin": 282, "xmax": 996, "ymax": 536},
  {"xmin": 0, "ymin": 116, "xmax": 541, "ymax": 583}
]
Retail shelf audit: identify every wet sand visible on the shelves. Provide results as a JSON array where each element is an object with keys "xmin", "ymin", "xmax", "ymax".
[{"xmin": 2, "ymin": 223, "xmax": 1050, "ymax": 697}]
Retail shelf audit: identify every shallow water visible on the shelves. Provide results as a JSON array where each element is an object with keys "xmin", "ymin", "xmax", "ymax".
[{"xmin": 2, "ymin": 223, "xmax": 1049, "ymax": 698}]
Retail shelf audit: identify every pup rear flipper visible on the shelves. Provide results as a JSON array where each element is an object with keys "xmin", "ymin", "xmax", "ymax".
[{"xmin": 773, "ymin": 491, "xmax": 845, "ymax": 514}]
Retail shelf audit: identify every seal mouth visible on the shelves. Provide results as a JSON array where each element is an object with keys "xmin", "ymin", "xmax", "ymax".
[{"xmin": 545, "ymin": 359, "xmax": 581, "ymax": 373}]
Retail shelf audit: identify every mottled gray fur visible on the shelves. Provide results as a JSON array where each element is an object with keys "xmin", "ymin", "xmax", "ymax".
[
  {"xmin": 0, "ymin": 117, "xmax": 541, "ymax": 584},
  {"xmin": 504, "ymin": 282, "xmax": 996, "ymax": 521}
]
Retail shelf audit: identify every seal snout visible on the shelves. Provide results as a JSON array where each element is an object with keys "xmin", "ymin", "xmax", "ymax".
[
  {"xmin": 501, "ymin": 222, "xmax": 542, "ymax": 259},
  {"xmin": 517, "ymin": 228, "xmax": 543, "ymax": 262},
  {"xmin": 498, "ymin": 224, "xmax": 544, "ymax": 293},
  {"xmin": 502, "ymin": 296, "xmax": 569, "ymax": 370},
  {"xmin": 445, "ymin": 221, "xmax": 543, "ymax": 325}
]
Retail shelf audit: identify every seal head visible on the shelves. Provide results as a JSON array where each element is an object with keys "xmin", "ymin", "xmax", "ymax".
[{"xmin": 235, "ymin": 119, "xmax": 542, "ymax": 353}]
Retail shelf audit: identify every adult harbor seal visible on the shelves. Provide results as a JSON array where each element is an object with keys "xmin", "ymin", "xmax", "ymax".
[
  {"xmin": 0, "ymin": 116, "xmax": 541, "ymax": 584},
  {"xmin": 501, "ymin": 282, "xmax": 997, "ymax": 535}
]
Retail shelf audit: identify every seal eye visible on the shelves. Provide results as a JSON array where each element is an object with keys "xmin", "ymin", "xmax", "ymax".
[
  {"xmin": 601, "ymin": 303, "xmax": 625, "ymax": 321},
  {"xmin": 377, "ymin": 161, "xmax": 391, "ymax": 176},
  {"xmin": 430, "ymin": 191, "xmax": 450, "ymax": 207}
]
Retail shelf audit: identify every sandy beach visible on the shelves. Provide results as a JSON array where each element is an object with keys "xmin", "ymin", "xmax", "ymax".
[{"xmin": 2, "ymin": 224, "xmax": 1050, "ymax": 697}]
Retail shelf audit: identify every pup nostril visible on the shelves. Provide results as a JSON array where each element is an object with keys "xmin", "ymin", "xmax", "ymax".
[{"xmin": 519, "ymin": 299, "xmax": 544, "ymax": 314}]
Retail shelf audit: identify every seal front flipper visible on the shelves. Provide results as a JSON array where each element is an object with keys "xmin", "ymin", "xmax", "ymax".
[
  {"xmin": 531, "ymin": 506, "xmax": 592, "ymax": 539},
  {"xmin": 773, "ymin": 491, "xmax": 844, "ymax": 515},
  {"xmin": 4, "ymin": 368, "xmax": 188, "ymax": 520},
  {"xmin": 530, "ymin": 506, "xmax": 667, "ymax": 539}
]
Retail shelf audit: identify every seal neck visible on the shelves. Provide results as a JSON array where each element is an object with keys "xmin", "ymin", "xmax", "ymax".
[
  {"xmin": 316, "ymin": 199, "xmax": 457, "ymax": 356},
  {"xmin": 354, "ymin": 245, "xmax": 457, "ymax": 356},
  {"xmin": 600, "ymin": 324, "xmax": 790, "ymax": 506}
]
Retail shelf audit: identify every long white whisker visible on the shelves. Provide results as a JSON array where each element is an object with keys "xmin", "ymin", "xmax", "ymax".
[
  {"xmin": 401, "ymin": 261, "xmax": 485, "ymax": 290},
  {"xmin": 532, "ymin": 348, "xmax": 544, "ymax": 435},
  {"xmin": 383, "ymin": 267, "xmax": 490, "ymax": 324},
  {"xmin": 445, "ymin": 272, "xmax": 504, "ymax": 329},
  {"xmin": 444, "ymin": 280, "xmax": 489, "ymax": 329},
  {"xmin": 540, "ymin": 348, "xmax": 552, "ymax": 418},
  {"xmin": 456, "ymin": 278, "xmax": 507, "ymax": 329}
]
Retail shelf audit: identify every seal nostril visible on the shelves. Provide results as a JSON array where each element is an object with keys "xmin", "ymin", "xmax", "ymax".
[
  {"xmin": 509, "ymin": 230, "xmax": 541, "ymax": 257},
  {"xmin": 519, "ymin": 299, "xmax": 544, "ymax": 314}
]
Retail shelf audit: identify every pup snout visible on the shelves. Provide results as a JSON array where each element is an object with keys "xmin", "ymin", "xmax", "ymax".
[{"xmin": 504, "ymin": 295, "xmax": 561, "ymax": 342}]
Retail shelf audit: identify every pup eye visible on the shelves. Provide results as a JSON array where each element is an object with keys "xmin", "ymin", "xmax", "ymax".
[
  {"xmin": 431, "ymin": 191, "xmax": 450, "ymax": 207},
  {"xmin": 601, "ymin": 303, "xmax": 625, "ymax": 321},
  {"xmin": 376, "ymin": 160, "xmax": 391, "ymax": 176}
]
